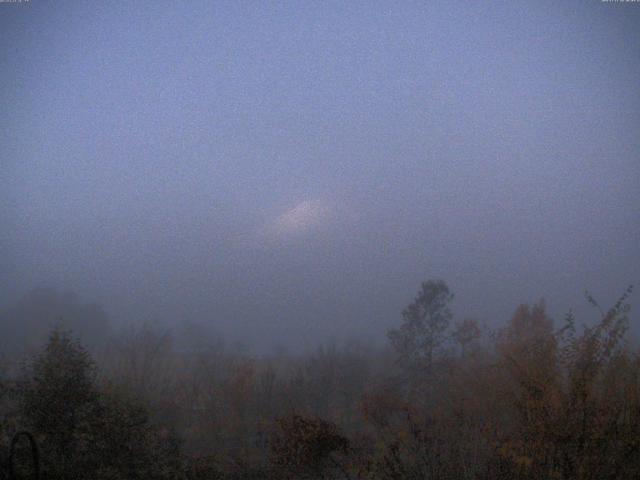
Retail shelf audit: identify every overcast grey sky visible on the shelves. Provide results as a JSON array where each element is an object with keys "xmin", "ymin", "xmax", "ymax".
[{"xmin": 2, "ymin": 0, "xmax": 639, "ymax": 351}]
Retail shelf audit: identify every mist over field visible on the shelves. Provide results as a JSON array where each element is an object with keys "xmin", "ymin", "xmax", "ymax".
[
  {"xmin": 2, "ymin": 0, "xmax": 639, "ymax": 352},
  {"xmin": 1, "ymin": 1, "xmax": 639, "ymax": 479}
]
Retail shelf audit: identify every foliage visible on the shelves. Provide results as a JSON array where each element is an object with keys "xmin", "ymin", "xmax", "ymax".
[
  {"xmin": 269, "ymin": 414, "xmax": 351, "ymax": 479},
  {"xmin": 387, "ymin": 280, "xmax": 454, "ymax": 373},
  {"xmin": 452, "ymin": 318, "xmax": 482, "ymax": 354},
  {"xmin": 13, "ymin": 329, "xmax": 183, "ymax": 480},
  {"xmin": 491, "ymin": 287, "xmax": 639, "ymax": 480},
  {"xmin": 1, "ymin": 281, "xmax": 638, "ymax": 480}
]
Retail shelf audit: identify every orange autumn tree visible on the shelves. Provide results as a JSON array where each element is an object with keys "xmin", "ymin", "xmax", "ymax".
[
  {"xmin": 495, "ymin": 301, "xmax": 562, "ymax": 478},
  {"xmin": 554, "ymin": 286, "xmax": 639, "ymax": 480},
  {"xmin": 494, "ymin": 287, "xmax": 640, "ymax": 480}
]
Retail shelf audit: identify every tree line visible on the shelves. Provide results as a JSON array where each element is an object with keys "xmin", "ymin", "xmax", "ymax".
[{"xmin": 1, "ymin": 281, "xmax": 638, "ymax": 479}]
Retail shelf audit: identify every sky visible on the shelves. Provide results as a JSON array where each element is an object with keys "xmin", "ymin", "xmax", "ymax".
[{"xmin": 1, "ymin": 0, "xmax": 639, "ymax": 351}]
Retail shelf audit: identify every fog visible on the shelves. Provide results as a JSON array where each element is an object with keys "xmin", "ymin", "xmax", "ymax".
[{"xmin": 2, "ymin": 0, "xmax": 639, "ymax": 352}]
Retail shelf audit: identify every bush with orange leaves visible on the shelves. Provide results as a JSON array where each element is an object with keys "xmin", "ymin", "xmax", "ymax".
[{"xmin": 493, "ymin": 286, "xmax": 640, "ymax": 480}]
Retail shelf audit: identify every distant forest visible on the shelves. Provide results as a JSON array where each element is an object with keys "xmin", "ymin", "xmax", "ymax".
[{"xmin": 1, "ymin": 280, "xmax": 638, "ymax": 479}]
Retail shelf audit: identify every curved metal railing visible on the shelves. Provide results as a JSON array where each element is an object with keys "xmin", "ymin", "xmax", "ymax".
[{"xmin": 6, "ymin": 432, "xmax": 39, "ymax": 480}]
